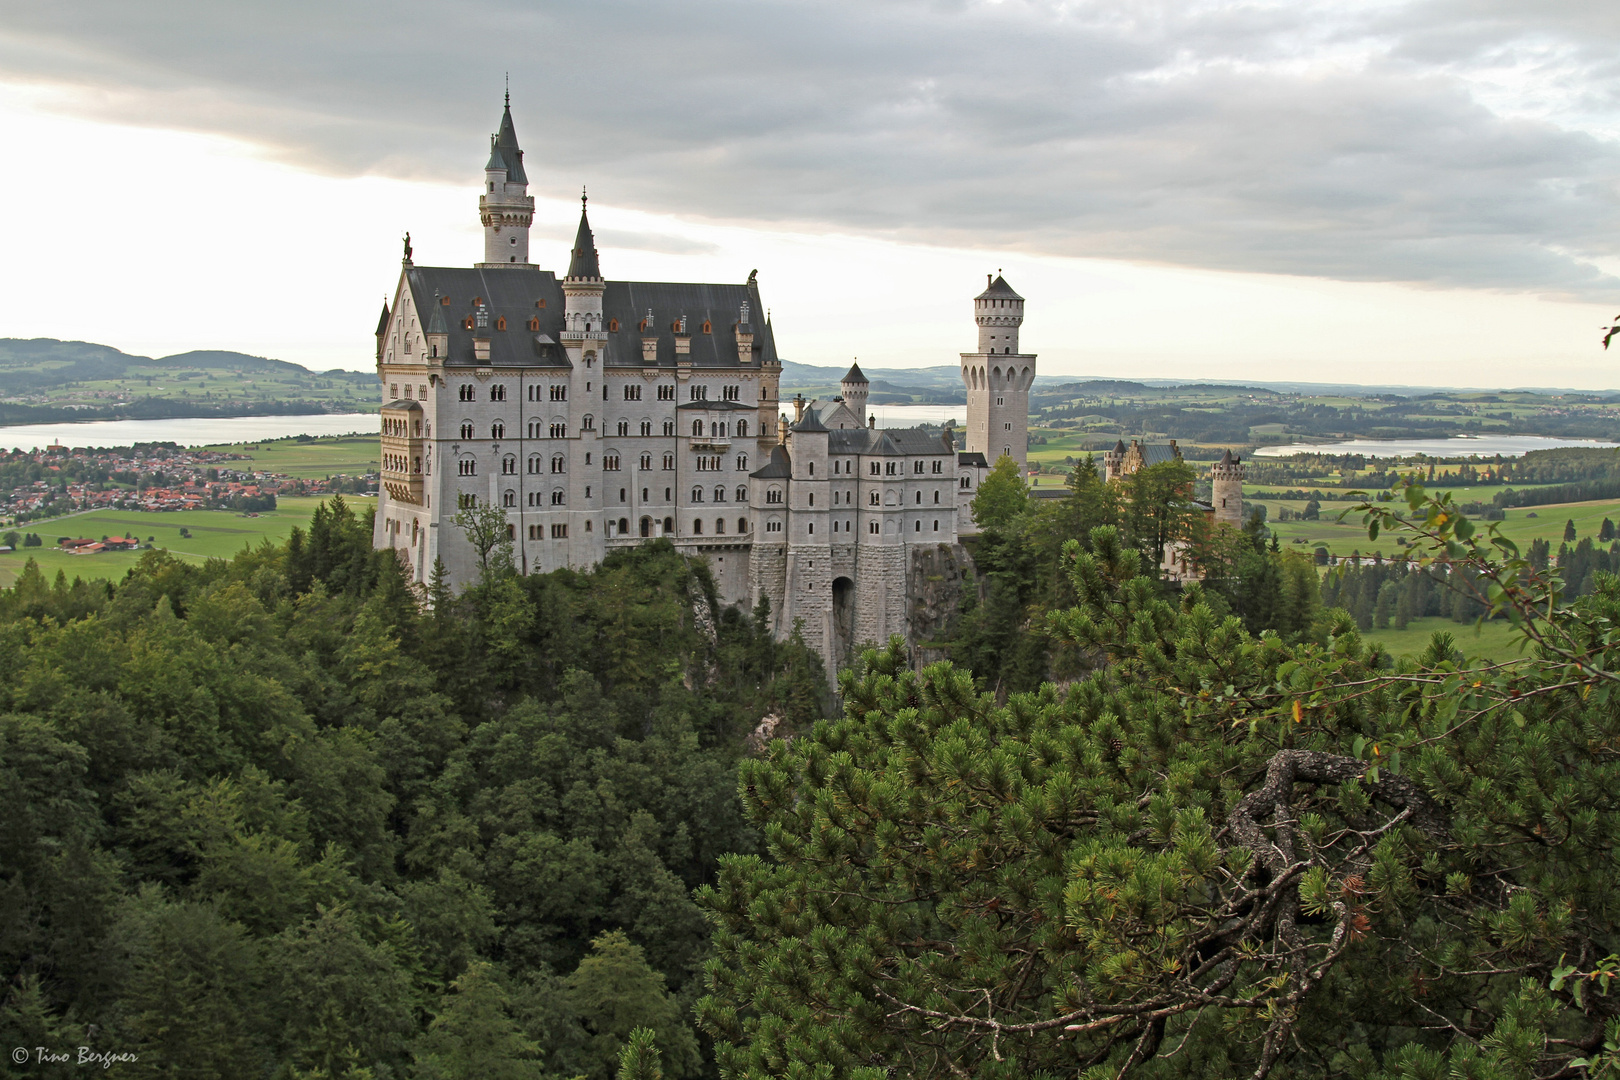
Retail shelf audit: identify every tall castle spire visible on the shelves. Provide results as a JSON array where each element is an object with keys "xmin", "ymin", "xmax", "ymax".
[
  {"xmin": 478, "ymin": 92, "xmax": 534, "ymax": 268},
  {"xmin": 567, "ymin": 189, "xmax": 601, "ymax": 280}
]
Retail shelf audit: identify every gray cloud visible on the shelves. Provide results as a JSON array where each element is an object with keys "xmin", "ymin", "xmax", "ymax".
[{"xmin": 2, "ymin": 0, "xmax": 1617, "ymax": 295}]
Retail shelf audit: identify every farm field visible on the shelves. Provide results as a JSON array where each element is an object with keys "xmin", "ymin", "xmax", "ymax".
[
  {"xmin": 0, "ymin": 495, "xmax": 373, "ymax": 588},
  {"xmin": 196, "ymin": 435, "xmax": 379, "ymax": 479},
  {"xmin": 1259, "ymin": 498, "xmax": 1620, "ymax": 558},
  {"xmin": 1362, "ymin": 616, "xmax": 1527, "ymax": 665}
]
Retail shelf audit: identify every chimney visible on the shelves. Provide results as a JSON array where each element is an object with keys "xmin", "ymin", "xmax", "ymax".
[
  {"xmin": 793, "ymin": 394, "xmax": 804, "ymax": 423},
  {"xmin": 868, "ymin": 415, "xmax": 875, "ymax": 429}
]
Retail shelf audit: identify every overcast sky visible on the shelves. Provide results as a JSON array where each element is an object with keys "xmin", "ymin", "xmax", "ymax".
[{"xmin": 1, "ymin": 0, "xmax": 1618, "ymax": 387}]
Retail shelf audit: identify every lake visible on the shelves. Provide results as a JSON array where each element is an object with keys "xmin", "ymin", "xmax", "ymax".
[
  {"xmin": 1254, "ymin": 435, "xmax": 1620, "ymax": 459},
  {"xmin": 0, "ymin": 404, "xmax": 962, "ymax": 451},
  {"xmin": 0, "ymin": 413, "xmax": 378, "ymax": 452}
]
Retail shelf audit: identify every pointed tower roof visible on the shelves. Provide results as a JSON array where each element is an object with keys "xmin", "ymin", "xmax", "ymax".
[
  {"xmin": 841, "ymin": 362, "xmax": 869, "ymax": 385},
  {"xmin": 486, "ymin": 95, "xmax": 528, "ymax": 185},
  {"xmin": 1219, "ymin": 448, "xmax": 1234, "ymax": 465},
  {"xmin": 374, "ymin": 302, "xmax": 390, "ymax": 337},
  {"xmin": 567, "ymin": 193, "xmax": 601, "ymax": 280},
  {"xmin": 976, "ymin": 274, "xmax": 1023, "ymax": 301},
  {"xmin": 426, "ymin": 294, "xmax": 447, "ymax": 335},
  {"xmin": 1112, "ymin": 439, "xmax": 1127, "ymax": 453}
]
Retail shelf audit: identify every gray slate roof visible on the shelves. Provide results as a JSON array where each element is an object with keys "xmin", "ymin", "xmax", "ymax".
[
  {"xmin": 750, "ymin": 444, "xmax": 792, "ymax": 479},
  {"xmin": 487, "ymin": 102, "xmax": 528, "ymax": 185},
  {"xmin": 1134, "ymin": 442, "xmax": 1182, "ymax": 468},
  {"xmin": 402, "ymin": 265, "xmax": 778, "ymax": 370},
  {"xmin": 567, "ymin": 207, "xmax": 600, "ymax": 280},
  {"xmin": 958, "ymin": 452, "xmax": 989, "ymax": 468},
  {"xmin": 842, "ymin": 362, "xmax": 868, "ymax": 385},
  {"xmin": 823, "ymin": 427, "xmax": 953, "ymax": 456},
  {"xmin": 976, "ymin": 274, "xmax": 1022, "ymax": 301}
]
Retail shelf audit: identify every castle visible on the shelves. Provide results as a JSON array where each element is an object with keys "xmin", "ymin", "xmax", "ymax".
[
  {"xmin": 1100, "ymin": 438, "xmax": 1246, "ymax": 579},
  {"xmin": 371, "ymin": 96, "xmax": 1036, "ymax": 672}
]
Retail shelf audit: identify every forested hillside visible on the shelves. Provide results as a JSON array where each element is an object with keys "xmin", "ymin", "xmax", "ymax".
[{"xmin": 0, "ymin": 497, "xmax": 824, "ymax": 1079}]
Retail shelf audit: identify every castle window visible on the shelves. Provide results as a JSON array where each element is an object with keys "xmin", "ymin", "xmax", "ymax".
[
  {"xmin": 693, "ymin": 420, "xmax": 704, "ymax": 437},
  {"xmin": 496, "ymin": 316, "xmax": 507, "ymax": 331},
  {"xmin": 536, "ymin": 299, "xmax": 546, "ymax": 308},
  {"xmin": 808, "ymin": 493, "xmax": 814, "ymax": 507},
  {"xmin": 715, "ymin": 486, "xmax": 727, "ymax": 502},
  {"xmin": 460, "ymin": 422, "xmax": 474, "ymax": 440},
  {"xmin": 419, "ymin": 385, "xmax": 426, "ymax": 399},
  {"xmin": 933, "ymin": 491, "xmax": 940, "ymax": 503},
  {"xmin": 869, "ymin": 521, "xmax": 878, "ymax": 534},
  {"xmin": 501, "ymin": 455, "xmax": 516, "ymax": 474},
  {"xmin": 722, "ymin": 384, "xmax": 739, "ymax": 401},
  {"xmin": 551, "ymin": 490, "xmax": 565, "ymax": 505},
  {"xmin": 390, "ymin": 383, "xmax": 398, "ymax": 398},
  {"xmin": 886, "ymin": 462, "xmax": 896, "ymax": 475},
  {"xmin": 663, "ymin": 452, "xmax": 675, "ymax": 470},
  {"xmin": 914, "ymin": 461, "xmax": 923, "ymax": 474},
  {"xmin": 550, "ymin": 423, "xmax": 567, "ymax": 438},
  {"xmin": 1004, "ymin": 422, "xmax": 1012, "ymax": 431},
  {"xmin": 738, "ymin": 518, "xmax": 748, "ymax": 533},
  {"xmin": 693, "ymin": 519, "xmax": 703, "ymax": 534},
  {"xmin": 658, "ymin": 385, "xmax": 675, "ymax": 401},
  {"xmin": 442, "ymin": 296, "xmax": 452, "ymax": 306},
  {"xmin": 493, "ymin": 421, "xmax": 507, "ymax": 439},
  {"xmin": 551, "ymin": 454, "xmax": 565, "ymax": 473},
  {"xmin": 551, "ymin": 385, "xmax": 567, "ymax": 401},
  {"xmin": 619, "ymin": 490, "xmax": 627, "ymax": 504},
  {"xmin": 736, "ymin": 486, "xmax": 747, "ymax": 501},
  {"xmin": 582, "ymin": 415, "xmax": 594, "ymax": 431},
  {"xmin": 529, "ymin": 317, "xmax": 540, "ymax": 331},
  {"xmin": 915, "ymin": 492, "xmax": 921, "ymax": 504},
  {"xmin": 1004, "ymin": 446, "xmax": 1011, "ymax": 456},
  {"xmin": 767, "ymin": 520, "xmax": 783, "ymax": 533},
  {"xmin": 807, "ymin": 522, "xmax": 814, "ymax": 535},
  {"xmin": 640, "ymin": 420, "xmax": 651, "ymax": 435},
  {"xmin": 690, "ymin": 385, "xmax": 707, "ymax": 401},
  {"xmin": 609, "ymin": 318, "xmax": 620, "ymax": 331},
  {"xmin": 933, "ymin": 519, "xmax": 940, "ymax": 531},
  {"xmin": 736, "ymin": 454, "xmax": 748, "ymax": 470},
  {"xmin": 870, "ymin": 462, "xmax": 879, "ymax": 476},
  {"xmin": 457, "ymin": 459, "xmax": 476, "ymax": 476},
  {"xmin": 692, "ymin": 487, "xmax": 704, "ymax": 502},
  {"xmin": 869, "ymin": 491, "xmax": 879, "ymax": 506},
  {"xmin": 715, "ymin": 518, "xmax": 725, "ymax": 534},
  {"xmin": 458, "ymin": 493, "xmax": 477, "ymax": 508},
  {"xmin": 463, "ymin": 317, "xmax": 474, "ymax": 330},
  {"xmin": 738, "ymin": 420, "xmax": 748, "ymax": 437},
  {"xmin": 551, "ymin": 523, "xmax": 568, "ymax": 538},
  {"xmin": 604, "ymin": 454, "xmax": 621, "ymax": 471},
  {"xmin": 914, "ymin": 521, "xmax": 921, "ymax": 531},
  {"xmin": 528, "ymin": 492, "xmax": 540, "ymax": 507},
  {"xmin": 808, "ymin": 462, "xmax": 814, "ymax": 476},
  {"xmin": 617, "ymin": 420, "xmax": 629, "ymax": 436},
  {"xmin": 623, "ymin": 385, "xmax": 641, "ymax": 401},
  {"xmin": 459, "ymin": 384, "xmax": 475, "ymax": 402},
  {"xmin": 961, "ymin": 476, "xmax": 971, "ymax": 488},
  {"xmin": 503, "ymin": 490, "xmax": 516, "ymax": 507},
  {"xmin": 932, "ymin": 461, "xmax": 942, "ymax": 473},
  {"xmin": 640, "ymin": 452, "xmax": 652, "ymax": 470},
  {"xmin": 663, "ymin": 421, "xmax": 675, "ymax": 436},
  {"xmin": 529, "ymin": 524, "xmax": 540, "ymax": 539},
  {"xmin": 767, "ymin": 487, "xmax": 783, "ymax": 504}
]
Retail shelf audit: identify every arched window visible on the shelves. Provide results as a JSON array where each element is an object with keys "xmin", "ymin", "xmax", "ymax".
[
  {"xmin": 692, "ymin": 420, "xmax": 704, "ymax": 437},
  {"xmin": 501, "ymin": 455, "xmax": 516, "ymax": 475},
  {"xmin": 503, "ymin": 490, "xmax": 516, "ymax": 507},
  {"xmin": 715, "ymin": 518, "xmax": 725, "ymax": 534},
  {"xmin": 714, "ymin": 485, "xmax": 726, "ymax": 503},
  {"xmin": 458, "ymin": 459, "xmax": 476, "ymax": 476},
  {"xmin": 664, "ymin": 516, "xmax": 674, "ymax": 534},
  {"xmin": 869, "ymin": 521, "xmax": 878, "ymax": 534},
  {"xmin": 869, "ymin": 491, "xmax": 879, "ymax": 506},
  {"xmin": 737, "ymin": 420, "xmax": 748, "ymax": 437},
  {"xmin": 491, "ymin": 421, "xmax": 505, "ymax": 439},
  {"xmin": 528, "ymin": 455, "xmax": 541, "ymax": 474},
  {"xmin": 582, "ymin": 415, "xmax": 595, "ymax": 431},
  {"xmin": 617, "ymin": 420, "xmax": 629, "ymax": 436},
  {"xmin": 640, "ymin": 452, "xmax": 652, "ymax": 470},
  {"xmin": 736, "ymin": 454, "xmax": 748, "ymax": 470},
  {"xmin": 662, "ymin": 452, "xmax": 675, "ymax": 470},
  {"xmin": 640, "ymin": 420, "xmax": 652, "ymax": 436},
  {"xmin": 491, "ymin": 384, "xmax": 507, "ymax": 401},
  {"xmin": 738, "ymin": 517, "xmax": 748, "ymax": 533},
  {"xmin": 460, "ymin": 421, "xmax": 474, "ymax": 440},
  {"xmin": 692, "ymin": 486, "xmax": 704, "ymax": 502},
  {"xmin": 736, "ymin": 486, "xmax": 747, "ymax": 502},
  {"xmin": 459, "ymin": 384, "xmax": 475, "ymax": 402},
  {"xmin": 604, "ymin": 454, "xmax": 621, "ymax": 471},
  {"xmin": 933, "ymin": 519, "xmax": 940, "ymax": 531},
  {"xmin": 551, "ymin": 455, "xmax": 565, "ymax": 473},
  {"xmin": 693, "ymin": 519, "xmax": 703, "ymax": 535}
]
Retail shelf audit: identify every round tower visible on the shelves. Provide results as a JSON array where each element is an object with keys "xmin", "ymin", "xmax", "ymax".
[
  {"xmin": 1212, "ymin": 449, "xmax": 1245, "ymax": 527},
  {"xmin": 976, "ymin": 273, "xmax": 1024, "ymax": 355},
  {"xmin": 840, "ymin": 361, "xmax": 869, "ymax": 427},
  {"xmin": 478, "ymin": 91, "xmax": 535, "ymax": 268}
]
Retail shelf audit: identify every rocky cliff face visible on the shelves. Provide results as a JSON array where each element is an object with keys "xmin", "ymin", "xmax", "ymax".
[{"xmin": 906, "ymin": 542, "xmax": 975, "ymax": 667}]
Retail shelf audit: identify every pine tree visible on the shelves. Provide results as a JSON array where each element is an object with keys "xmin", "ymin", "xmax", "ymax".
[
  {"xmin": 616, "ymin": 1028, "xmax": 664, "ymax": 1080},
  {"xmin": 1565, "ymin": 517, "xmax": 1578, "ymax": 542}
]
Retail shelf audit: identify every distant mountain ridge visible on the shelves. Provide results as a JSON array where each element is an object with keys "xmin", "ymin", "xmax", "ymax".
[{"xmin": 0, "ymin": 338, "xmax": 330, "ymax": 393}]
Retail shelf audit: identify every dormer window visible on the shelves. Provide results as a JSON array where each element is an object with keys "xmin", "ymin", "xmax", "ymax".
[
  {"xmin": 701, "ymin": 319, "xmax": 712, "ymax": 334},
  {"xmin": 609, "ymin": 318, "xmax": 619, "ymax": 332},
  {"xmin": 528, "ymin": 317, "xmax": 540, "ymax": 331},
  {"xmin": 496, "ymin": 316, "xmax": 506, "ymax": 331}
]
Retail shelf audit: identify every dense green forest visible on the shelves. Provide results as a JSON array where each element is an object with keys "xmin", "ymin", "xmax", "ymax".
[
  {"xmin": 8, "ymin": 479, "xmax": 1620, "ymax": 1078},
  {"xmin": 0, "ymin": 497, "xmax": 825, "ymax": 1079}
]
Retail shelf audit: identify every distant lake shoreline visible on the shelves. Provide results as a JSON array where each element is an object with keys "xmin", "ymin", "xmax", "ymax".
[
  {"xmin": 1254, "ymin": 435, "xmax": 1620, "ymax": 459},
  {"xmin": 0, "ymin": 414, "xmax": 378, "ymax": 452}
]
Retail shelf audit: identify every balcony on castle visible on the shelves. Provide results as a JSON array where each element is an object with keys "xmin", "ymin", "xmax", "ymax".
[
  {"xmin": 689, "ymin": 435, "xmax": 731, "ymax": 450},
  {"xmin": 381, "ymin": 400, "xmax": 426, "ymax": 506}
]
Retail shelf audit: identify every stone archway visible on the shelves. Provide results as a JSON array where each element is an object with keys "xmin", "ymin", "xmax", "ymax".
[{"xmin": 831, "ymin": 576, "xmax": 855, "ymax": 668}]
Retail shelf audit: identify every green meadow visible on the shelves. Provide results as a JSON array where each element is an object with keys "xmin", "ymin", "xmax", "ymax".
[
  {"xmin": 0, "ymin": 495, "xmax": 373, "ymax": 588},
  {"xmin": 1259, "ymin": 497, "xmax": 1620, "ymax": 558},
  {"xmin": 196, "ymin": 435, "xmax": 380, "ymax": 479},
  {"xmin": 1360, "ymin": 616, "xmax": 1528, "ymax": 665}
]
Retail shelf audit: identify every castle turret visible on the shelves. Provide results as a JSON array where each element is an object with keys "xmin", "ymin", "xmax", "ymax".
[
  {"xmin": 562, "ymin": 194, "xmax": 606, "ymax": 337},
  {"xmin": 1104, "ymin": 439, "xmax": 1126, "ymax": 482},
  {"xmin": 1212, "ymin": 449, "xmax": 1245, "ymax": 527},
  {"xmin": 840, "ymin": 362, "xmax": 869, "ymax": 427},
  {"xmin": 961, "ymin": 274, "xmax": 1036, "ymax": 468},
  {"xmin": 478, "ymin": 92, "xmax": 535, "ymax": 268}
]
